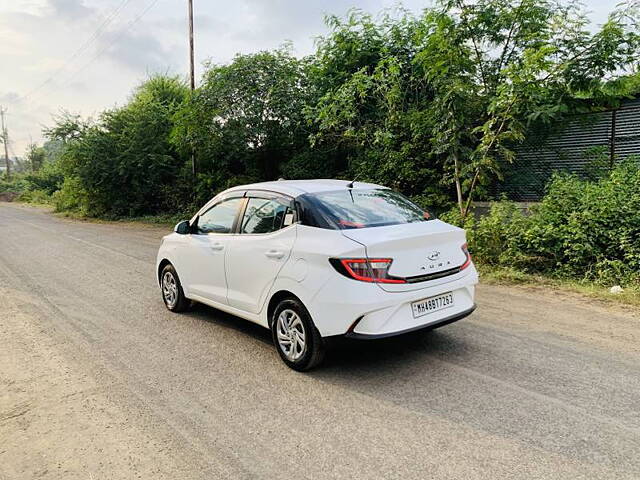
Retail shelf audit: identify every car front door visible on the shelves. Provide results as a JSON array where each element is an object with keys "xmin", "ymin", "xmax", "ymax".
[
  {"xmin": 180, "ymin": 195, "xmax": 244, "ymax": 305},
  {"xmin": 225, "ymin": 193, "xmax": 297, "ymax": 314}
]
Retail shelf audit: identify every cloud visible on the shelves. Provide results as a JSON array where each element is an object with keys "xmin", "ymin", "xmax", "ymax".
[
  {"xmin": 98, "ymin": 29, "xmax": 182, "ymax": 73},
  {"xmin": 46, "ymin": 0, "xmax": 93, "ymax": 20},
  {"xmin": 0, "ymin": 92, "xmax": 22, "ymax": 104}
]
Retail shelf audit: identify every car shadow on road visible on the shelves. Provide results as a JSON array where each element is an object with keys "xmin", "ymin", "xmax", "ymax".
[
  {"xmin": 184, "ymin": 301, "xmax": 274, "ymax": 346},
  {"xmin": 320, "ymin": 327, "xmax": 470, "ymax": 372},
  {"xmin": 184, "ymin": 300, "xmax": 471, "ymax": 374}
]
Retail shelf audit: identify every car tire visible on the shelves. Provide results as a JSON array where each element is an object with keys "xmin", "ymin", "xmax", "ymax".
[
  {"xmin": 160, "ymin": 264, "xmax": 190, "ymax": 312},
  {"xmin": 271, "ymin": 298, "xmax": 325, "ymax": 371}
]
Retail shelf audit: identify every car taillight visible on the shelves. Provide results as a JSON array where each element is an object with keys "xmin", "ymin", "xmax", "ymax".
[
  {"xmin": 460, "ymin": 243, "xmax": 472, "ymax": 270},
  {"xmin": 329, "ymin": 258, "xmax": 406, "ymax": 284}
]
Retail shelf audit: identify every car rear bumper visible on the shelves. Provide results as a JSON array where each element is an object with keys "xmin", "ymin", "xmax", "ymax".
[
  {"xmin": 307, "ymin": 264, "xmax": 478, "ymax": 337},
  {"xmin": 344, "ymin": 304, "xmax": 476, "ymax": 339}
]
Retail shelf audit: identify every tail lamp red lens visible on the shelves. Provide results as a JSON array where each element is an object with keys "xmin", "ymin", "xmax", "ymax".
[
  {"xmin": 331, "ymin": 258, "xmax": 406, "ymax": 284},
  {"xmin": 460, "ymin": 243, "xmax": 472, "ymax": 270},
  {"xmin": 331, "ymin": 245, "xmax": 471, "ymax": 284}
]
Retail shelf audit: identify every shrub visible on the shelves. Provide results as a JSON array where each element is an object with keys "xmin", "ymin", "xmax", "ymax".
[
  {"xmin": 473, "ymin": 201, "xmax": 526, "ymax": 266},
  {"xmin": 519, "ymin": 160, "xmax": 640, "ymax": 284},
  {"xmin": 440, "ymin": 200, "xmax": 526, "ymax": 266},
  {"xmin": 52, "ymin": 176, "xmax": 92, "ymax": 215},
  {"xmin": 53, "ymin": 75, "xmax": 189, "ymax": 218},
  {"xmin": 456, "ymin": 160, "xmax": 640, "ymax": 286},
  {"xmin": 22, "ymin": 161, "xmax": 64, "ymax": 195},
  {"xmin": 18, "ymin": 189, "xmax": 52, "ymax": 204},
  {"xmin": 0, "ymin": 176, "xmax": 29, "ymax": 195}
]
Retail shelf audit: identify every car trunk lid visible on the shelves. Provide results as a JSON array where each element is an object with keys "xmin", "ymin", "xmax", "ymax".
[{"xmin": 340, "ymin": 220, "xmax": 468, "ymax": 292}]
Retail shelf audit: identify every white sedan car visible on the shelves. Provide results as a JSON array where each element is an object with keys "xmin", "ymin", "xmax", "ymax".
[{"xmin": 157, "ymin": 180, "xmax": 478, "ymax": 370}]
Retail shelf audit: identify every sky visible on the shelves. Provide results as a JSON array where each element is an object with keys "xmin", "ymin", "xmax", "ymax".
[{"xmin": 0, "ymin": 0, "xmax": 614, "ymax": 155}]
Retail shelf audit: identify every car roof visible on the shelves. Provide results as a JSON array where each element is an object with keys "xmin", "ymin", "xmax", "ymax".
[{"xmin": 223, "ymin": 179, "xmax": 388, "ymax": 198}]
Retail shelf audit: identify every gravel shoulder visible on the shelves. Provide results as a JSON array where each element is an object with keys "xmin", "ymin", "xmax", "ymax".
[{"xmin": 0, "ymin": 287, "xmax": 206, "ymax": 480}]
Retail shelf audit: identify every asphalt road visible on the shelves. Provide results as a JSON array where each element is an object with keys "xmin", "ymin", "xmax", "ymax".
[{"xmin": 1, "ymin": 203, "xmax": 639, "ymax": 480}]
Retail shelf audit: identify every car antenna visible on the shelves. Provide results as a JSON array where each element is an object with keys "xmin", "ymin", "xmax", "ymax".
[{"xmin": 346, "ymin": 174, "xmax": 361, "ymax": 189}]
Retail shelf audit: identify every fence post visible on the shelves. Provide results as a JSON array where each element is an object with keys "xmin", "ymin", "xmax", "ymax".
[{"xmin": 610, "ymin": 109, "xmax": 617, "ymax": 170}]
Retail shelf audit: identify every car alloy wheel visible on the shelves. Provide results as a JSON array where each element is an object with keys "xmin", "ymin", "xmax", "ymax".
[
  {"xmin": 276, "ymin": 309, "xmax": 307, "ymax": 361},
  {"xmin": 271, "ymin": 298, "xmax": 325, "ymax": 371},
  {"xmin": 162, "ymin": 271, "xmax": 178, "ymax": 308}
]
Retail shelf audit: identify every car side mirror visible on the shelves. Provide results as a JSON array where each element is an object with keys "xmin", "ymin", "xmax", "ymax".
[{"xmin": 174, "ymin": 220, "xmax": 191, "ymax": 235}]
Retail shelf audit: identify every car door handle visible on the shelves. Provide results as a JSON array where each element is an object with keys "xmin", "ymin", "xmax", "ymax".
[
  {"xmin": 265, "ymin": 250, "xmax": 285, "ymax": 259},
  {"xmin": 210, "ymin": 243, "xmax": 224, "ymax": 251}
]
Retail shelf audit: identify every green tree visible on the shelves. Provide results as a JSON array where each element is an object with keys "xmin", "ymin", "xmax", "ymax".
[
  {"xmin": 25, "ymin": 142, "xmax": 46, "ymax": 172},
  {"xmin": 172, "ymin": 48, "xmax": 326, "ymax": 203},
  {"xmin": 51, "ymin": 75, "xmax": 188, "ymax": 216},
  {"xmin": 44, "ymin": 111, "xmax": 91, "ymax": 143},
  {"xmin": 311, "ymin": 1, "xmax": 640, "ymax": 216},
  {"xmin": 424, "ymin": 0, "xmax": 640, "ymax": 217},
  {"xmin": 308, "ymin": 11, "xmax": 448, "ymax": 206},
  {"xmin": 34, "ymin": 1, "xmax": 640, "ymax": 221}
]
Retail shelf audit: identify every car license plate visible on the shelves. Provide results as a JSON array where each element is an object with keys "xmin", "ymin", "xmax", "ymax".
[{"xmin": 411, "ymin": 292, "xmax": 454, "ymax": 318}]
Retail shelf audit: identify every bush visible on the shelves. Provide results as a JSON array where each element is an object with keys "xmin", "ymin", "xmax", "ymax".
[
  {"xmin": 22, "ymin": 161, "xmax": 64, "ymax": 195},
  {"xmin": 18, "ymin": 189, "xmax": 52, "ymax": 204},
  {"xmin": 0, "ymin": 151, "xmax": 63, "ymax": 203},
  {"xmin": 520, "ymin": 160, "xmax": 640, "ymax": 284},
  {"xmin": 454, "ymin": 160, "xmax": 640, "ymax": 286},
  {"xmin": 0, "ymin": 176, "xmax": 28, "ymax": 195},
  {"xmin": 54, "ymin": 76, "xmax": 189, "ymax": 218},
  {"xmin": 52, "ymin": 176, "xmax": 92, "ymax": 215}
]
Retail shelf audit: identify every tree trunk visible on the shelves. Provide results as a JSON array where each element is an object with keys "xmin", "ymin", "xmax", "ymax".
[
  {"xmin": 461, "ymin": 168, "xmax": 481, "ymax": 219},
  {"xmin": 453, "ymin": 153, "xmax": 464, "ymax": 216}
]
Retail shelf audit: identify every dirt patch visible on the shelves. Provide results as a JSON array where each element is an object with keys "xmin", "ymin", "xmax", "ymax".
[
  {"xmin": 0, "ymin": 192, "xmax": 19, "ymax": 202},
  {"xmin": 476, "ymin": 283, "xmax": 640, "ymax": 356},
  {"xmin": 0, "ymin": 287, "xmax": 197, "ymax": 480}
]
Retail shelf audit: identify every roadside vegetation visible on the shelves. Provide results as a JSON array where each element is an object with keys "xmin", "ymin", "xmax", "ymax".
[
  {"xmin": 2, "ymin": 0, "xmax": 640, "ymax": 298},
  {"xmin": 443, "ymin": 160, "xmax": 640, "ymax": 297}
]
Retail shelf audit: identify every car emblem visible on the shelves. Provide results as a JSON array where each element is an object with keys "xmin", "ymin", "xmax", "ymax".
[{"xmin": 427, "ymin": 251, "xmax": 441, "ymax": 261}]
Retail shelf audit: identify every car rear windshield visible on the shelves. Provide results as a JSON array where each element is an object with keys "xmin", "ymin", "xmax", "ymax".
[{"xmin": 298, "ymin": 189, "xmax": 431, "ymax": 229}]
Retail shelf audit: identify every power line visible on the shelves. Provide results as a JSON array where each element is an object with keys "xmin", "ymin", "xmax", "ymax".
[
  {"xmin": 14, "ymin": 0, "xmax": 160, "ymax": 106},
  {"xmin": 9, "ymin": 0, "xmax": 135, "ymax": 105},
  {"xmin": 54, "ymin": 0, "xmax": 161, "ymax": 89},
  {"xmin": 4, "ymin": 0, "xmax": 161, "ymax": 153}
]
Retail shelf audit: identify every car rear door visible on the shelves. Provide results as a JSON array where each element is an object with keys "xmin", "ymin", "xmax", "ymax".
[{"xmin": 225, "ymin": 192, "xmax": 297, "ymax": 314}]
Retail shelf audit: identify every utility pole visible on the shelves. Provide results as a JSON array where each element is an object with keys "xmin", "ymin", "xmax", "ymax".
[
  {"xmin": 187, "ymin": 0, "xmax": 196, "ymax": 177},
  {"xmin": 188, "ymin": 0, "xmax": 195, "ymax": 92},
  {"xmin": 0, "ymin": 107, "xmax": 10, "ymax": 180},
  {"xmin": 29, "ymin": 134, "xmax": 35, "ymax": 172}
]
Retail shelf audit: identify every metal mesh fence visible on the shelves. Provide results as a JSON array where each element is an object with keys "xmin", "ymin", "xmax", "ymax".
[{"xmin": 493, "ymin": 99, "xmax": 640, "ymax": 201}]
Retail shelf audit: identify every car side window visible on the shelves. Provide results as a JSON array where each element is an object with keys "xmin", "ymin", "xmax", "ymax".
[
  {"xmin": 196, "ymin": 197, "xmax": 243, "ymax": 234},
  {"xmin": 241, "ymin": 197, "xmax": 291, "ymax": 234}
]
